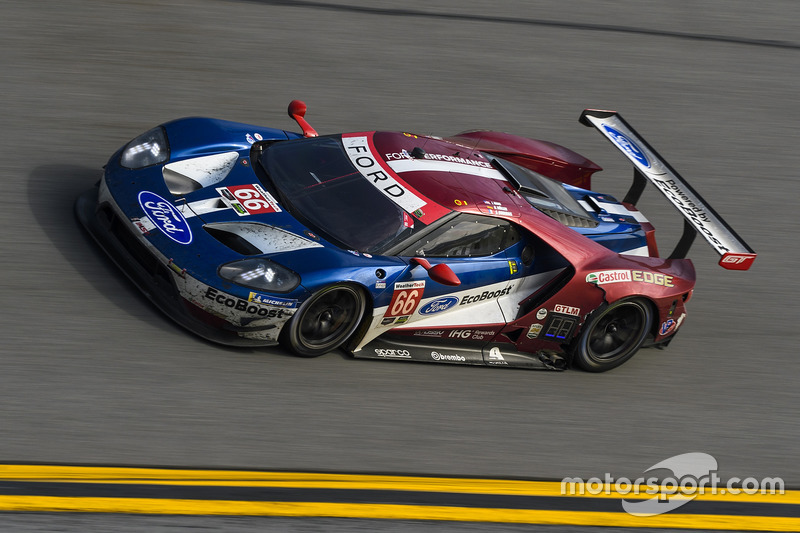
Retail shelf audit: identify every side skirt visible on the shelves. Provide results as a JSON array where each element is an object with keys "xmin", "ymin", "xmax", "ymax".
[{"xmin": 355, "ymin": 337, "xmax": 565, "ymax": 371}]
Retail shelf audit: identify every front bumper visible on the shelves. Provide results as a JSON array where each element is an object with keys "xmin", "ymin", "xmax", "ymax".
[{"xmin": 75, "ymin": 184, "xmax": 285, "ymax": 347}]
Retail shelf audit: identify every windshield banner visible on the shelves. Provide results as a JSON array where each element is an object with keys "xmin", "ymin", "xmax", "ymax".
[{"xmin": 342, "ymin": 133, "xmax": 450, "ymax": 225}]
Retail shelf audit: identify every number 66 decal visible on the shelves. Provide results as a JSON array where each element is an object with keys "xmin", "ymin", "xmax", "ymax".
[
  {"xmin": 218, "ymin": 183, "xmax": 282, "ymax": 215},
  {"xmin": 385, "ymin": 281, "xmax": 426, "ymax": 318}
]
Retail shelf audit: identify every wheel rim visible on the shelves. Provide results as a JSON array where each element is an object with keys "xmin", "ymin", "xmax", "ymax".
[
  {"xmin": 297, "ymin": 287, "xmax": 363, "ymax": 350},
  {"xmin": 586, "ymin": 302, "xmax": 647, "ymax": 362}
]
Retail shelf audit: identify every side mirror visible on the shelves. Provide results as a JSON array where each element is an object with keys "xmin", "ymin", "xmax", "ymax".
[
  {"xmin": 288, "ymin": 100, "xmax": 318, "ymax": 138},
  {"xmin": 411, "ymin": 257, "xmax": 461, "ymax": 286}
]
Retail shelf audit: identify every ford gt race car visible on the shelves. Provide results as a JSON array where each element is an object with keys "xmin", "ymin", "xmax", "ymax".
[{"xmin": 75, "ymin": 101, "xmax": 756, "ymax": 372}]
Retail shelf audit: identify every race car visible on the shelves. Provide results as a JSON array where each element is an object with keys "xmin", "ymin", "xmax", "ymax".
[{"xmin": 75, "ymin": 100, "xmax": 756, "ymax": 372}]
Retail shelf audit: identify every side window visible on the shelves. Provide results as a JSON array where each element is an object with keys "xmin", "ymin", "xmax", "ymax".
[{"xmin": 401, "ymin": 214, "xmax": 520, "ymax": 258}]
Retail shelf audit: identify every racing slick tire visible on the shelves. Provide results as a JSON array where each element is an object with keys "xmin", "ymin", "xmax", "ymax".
[
  {"xmin": 282, "ymin": 284, "xmax": 367, "ymax": 357},
  {"xmin": 573, "ymin": 298, "xmax": 653, "ymax": 372}
]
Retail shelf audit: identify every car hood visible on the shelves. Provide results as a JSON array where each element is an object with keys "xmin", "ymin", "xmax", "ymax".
[{"xmin": 104, "ymin": 136, "xmax": 408, "ymax": 300}]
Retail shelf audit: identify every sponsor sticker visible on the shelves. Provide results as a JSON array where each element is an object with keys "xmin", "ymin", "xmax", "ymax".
[
  {"xmin": 421, "ymin": 152, "xmax": 492, "ymax": 169},
  {"xmin": 374, "ymin": 348, "xmax": 411, "ymax": 358},
  {"xmin": 660, "ymin": 318, "xmax": 676, "ymax": 336},
  {"xmin": 631, "ymin": 270, "xmax": 674, "ymax": 287},
  {"xmin": 527, "ymin": 323, "xmax": 543, "ymax": 339},
  {"xmin": 448, "ymin": 329, "xmax": 471, "ymax": 339},
  {"xmin": 384, "ymin": 149, "xmax": 412, "ymax": 160},
  {"xmin": 480, "ymin": 200, "xmax": 511, "ymax": 216},
  {"xmin": 418, "ymin": 296, "xmax": 459, "ymax": 315},
  {"xmin": 470, "ymin": 329, "xmax": 497, "ymax": 341},
  {"xmin": 375, "ymin": 280, "xmax": 386, "ymax": 289},
  {"xmin": 446, "ymin": 329, "xmax": 496, "ymax": 341},
  {"xmin": 586, "ymin": 270, "xmax": 632, "ymax": 285},
  {"xmin": 722, "ymin": 254, "xmax": 757, "ymax": 270},
  {"xmin": 487, "ymin": 347, "xmax": 508, "ymax": 365},
  {"xmin": 138, "ymin": 191, "xmax": 192, "ymax": 244},
  {"xmin": 487, "ymin": 347, "xmax": 505, "ymax": 361},
  {"xmin": 536, "ymin": 308, "xmax": 548, "ymax": 320},
  {"xmin": 132, "ymin": 218, "xmax": 149, "ymax": 235},
  {"xmin": 460, "ymin": 285, "xmax": 514, "ymax": 306},
  {"xmin": 413, "ymin": 330, "xmax": 445, "ymax": 337},
  {"xmin": 586, "ymin": 269, "xmax": 674, "ymax": 287},
  {"xmin": 431, "ymin": 351, "xmax": 466, "ymax": 362},
  {"xmin": 602, "ymin": 124, "xmax": 650, "ymax": 169},
  {"xmin": 385, "ymin": 281, "xmax": 425, "ymax": 318},
  {"xmin": 553, "ymin": 304, "xmax": 580, "ymax": 316},
  {"xmin": 205, "ymin": 287, "xmax": 289, "ymax": 317},
  {"xmin": 217, "ymin": 183, "xmax": 281, "ymax": 216},
  {"xmin": 647, "ymin": 177, "xmax": 736, "ymax": 256},
  {"xmin": 247, "ymin": 292, "xmax": 297, "ymax": 308}
]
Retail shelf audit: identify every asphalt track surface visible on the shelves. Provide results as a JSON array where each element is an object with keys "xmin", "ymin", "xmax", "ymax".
[{"xmin": 2, "ymin": 0, "xmax": 799, "ymax": 530}]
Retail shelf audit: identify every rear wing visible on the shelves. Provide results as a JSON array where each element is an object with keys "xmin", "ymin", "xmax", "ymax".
[{"xmin": 580, "ymin": 109, "xmax": 756, "ymax": 270}]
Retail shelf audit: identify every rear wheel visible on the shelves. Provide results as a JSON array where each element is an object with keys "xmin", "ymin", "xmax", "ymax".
[
  {"xmin": 573, "ymin": 299, "xmax": 652, "ymax": 372},
  {"xmin": 283, "ymin": 284, "xmax": 366, "ymax": 357}
]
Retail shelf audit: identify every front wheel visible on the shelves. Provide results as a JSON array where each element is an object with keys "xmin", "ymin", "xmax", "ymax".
[
  {"xmin": 282, "ymin": 284, "xmax": 367, "ymax": 357},
  {"xmin": 573, "ymin": 299, "xmax": 653, "ymax": 372}
]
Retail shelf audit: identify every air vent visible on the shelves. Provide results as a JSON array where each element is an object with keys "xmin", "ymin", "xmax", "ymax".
[
  {"xmin": 538, "ymin": 208, "xmax": 598, "ymax": 228},
  {"xmin": 204, "ymin": 226, "xmax": 262, "ymax": 255},
  {"xmin": 163, "ymin": 168, "xmax": 202, "ymax": 195},
  {"xmin": 163, "ymin": 152, "xmax": 239, "ymax": 196},
  {"xmin": 204, "ymin": 222, "xmax": 323, "ymax": 255}
]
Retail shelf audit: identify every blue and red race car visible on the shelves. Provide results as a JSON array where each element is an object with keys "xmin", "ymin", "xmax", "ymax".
[{"xmin": 75, "ymin": 101, "xmax": 755, "ymax": 372}]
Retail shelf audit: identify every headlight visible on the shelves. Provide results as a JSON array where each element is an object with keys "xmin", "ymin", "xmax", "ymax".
[
  {"xmin": 219, "ymin": 258, "xmax": 300, "ymax": 293},
  {"xmin": 120, "ymin": 127, "xmax": 169, "ymax": 169}
]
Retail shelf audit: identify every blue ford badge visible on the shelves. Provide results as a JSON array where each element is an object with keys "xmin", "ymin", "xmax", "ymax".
[
  {"xmin": 137, "ymin": 191, "xmax": 193, "ymax": 244},
  {"xmin": 602, "ymin": 125, "xmax": 649, "ymax": 168},
  {"xmin": 419, "ymin": 296, "xmax": 459, "ymax": 315}
]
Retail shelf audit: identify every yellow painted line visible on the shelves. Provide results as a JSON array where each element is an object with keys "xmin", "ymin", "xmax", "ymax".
[
  {"xmin": 0, "ymin": 465, "xmax": 795, "ymax": 505},
  {"xmin": 0, "ymin": 497, "xmax": 798, "ymax": 531}
]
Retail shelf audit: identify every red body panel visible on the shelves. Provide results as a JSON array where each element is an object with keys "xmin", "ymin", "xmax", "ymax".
[{"xmin": 363, "ymin": 130, "xmax": 697, "ymax": 355}]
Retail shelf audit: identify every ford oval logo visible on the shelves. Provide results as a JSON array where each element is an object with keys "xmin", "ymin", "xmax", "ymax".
[
  {"xmin": 419, "ymin": 296, "xmax": 459, "ymax": 315},
  {"xmin": 602, "ymin": 125, "xmax": 650, "ymax": 168},
  {"xmin": 137, "ymin": 191, "xmax": 193, "ymax": 245}
]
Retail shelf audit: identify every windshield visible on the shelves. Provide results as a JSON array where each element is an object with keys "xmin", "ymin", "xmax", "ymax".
[{"xmin": 259, "ymin": 136, "xmax": 430, "ymax": 254}]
